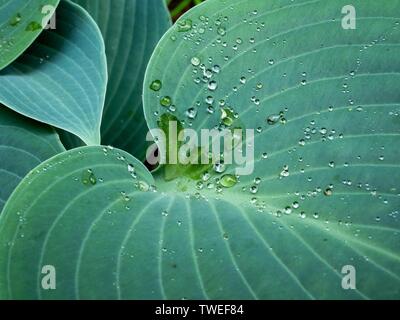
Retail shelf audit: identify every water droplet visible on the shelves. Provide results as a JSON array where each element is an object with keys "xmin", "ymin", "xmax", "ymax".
[
  {"xmin": 220, "ymin": 174, "xmax": 238, "ymax": 188},
  {"xmin": 283, "ymin": 206, "xmax": 291, "ymax": 215},
  {"xmin": 9, "ymin": 13, "xmax": 22, "ymax": 27},
  {"xmin": 177, "ymin": 19, "xmax": 192, "ymax": 32},
  {"xmin": 25, "ymin": 21, "xmax": 42, "ymax": 31},
  {"xmin": 186, "ymin": 107, "xmax": 197, "ymax": 119},
  {"xmin": 81, "ymin": 169, "xmax": 97, "ymax": 186},
  {"xmin": 280, "ymin": 165, "xmax": 290, "ymax": 178},
  {"xmin": 160, "ymin": 96, "xmax": 172, "ymax": 107},
  {"xmin": 217, "ymin": 27, "xmax": 226, "ymax": 36},
  {"xmin": 266, "ymin": 114, "xmax": 280, "ymax": 125},
  {"xmin": 205, "ymin": 96, "xmax": 214, "ymax": 104},
  {"xmin": 196, "ymin": 181, "xmax": 204, "ymax": 190},
  {"xmin": 138, "ymin": 181, "xmax": 150, "ymax": 192},
  {"xmin": 319, "ymin": 127, "xmax": 327, "ymax": 135},
  {"xmin": 221, "ymin": 108, "xmax": 234, "ymax": 126},
  {"xmin": 208, "ymin": 80, "xmax": 218, "ymax": 91},
  {"xmin": 214, "ymin": 162, "xmax": 226, "ymax": 173},
  {"xmin": 212, "ymin": 65, "xmax": 221, "ymax": 73},
  {"xmin": 250, "ymin": 185, "xmax": 258, "ymax": 194},
  {"xmin": 202, "ymin": 172, "xmax": 211, "ymax": 181},
  {"xmin": 150, "ymin": 80, "xmax": 162, "ymax": 91},
  {"xmin": 191, "ymin": 56, "xmax": 201, "ymax": 66}
]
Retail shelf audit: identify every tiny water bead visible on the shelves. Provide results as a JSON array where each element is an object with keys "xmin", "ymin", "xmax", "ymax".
[
  {"xmin": 212, "ymin": 65, "xmax": 221, "ymax": 73},
  {"xmin": 217, "ymin": 27, "xmax": 226, "ymax": 36},
  {"xmin": 261, "ymin": 152, "xmax": 268, "ymax": 159},
  {"xmin": 138, "ymin": 180, "xmax": 150, "ymax": 192},
  {"xmin": 220, "ymin": 174, "xmax": 238, "ymax": 188},
  {"xmin": 150, "ymin": 80, "xmax": 162, "ymax": 91},
  {"xmin": 81, "ymin": 169, "xmax": 97, "ymax": 186},
  {"xmin": 280, "ymin": 165, "xmax": 290, "ymax": 178},
  {"xmin": 208, "ymin": 80, "xmax": 218, "ymax": 91},
  {"xmin": 186, "ymin": 107, "xmax": 197, "ymax": 119},
  {"xmin": 250, "ymin": 185, "xmax": 258, "ymax": 194}
]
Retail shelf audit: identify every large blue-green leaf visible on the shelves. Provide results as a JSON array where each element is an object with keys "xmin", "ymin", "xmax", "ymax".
[
  {"xmin": 0, "ymin": 104, "xmax": 65, "ymax": 212},
  {"xmin": 0, "ymin": 146, "xmax": 155, "ymax": 299},
  {"xmin": 0, "ymin": 0, "xmax": 60, "ymax": 70},
  {"xmin": 0, "ymin": 0, "xmax": 107, "ymax": 146},
  {"xmin": 63, "ymin": 0, "xmax": 171, "ymax": 158},
  {"xmin": 142, "ymin": 0, "xmax": 400, "ymax": 298}
]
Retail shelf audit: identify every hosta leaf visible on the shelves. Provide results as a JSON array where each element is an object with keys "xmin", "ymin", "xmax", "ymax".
[
  {"xmin": 66, "ymin": 0, "xmax": 171, "ymax": 158},
  {"xmin": 142, "ymin": 0, "xmax": 400, "ymax": 298},
  {"xmin": 0, "ymin": 0, "xmax": 107, "ymax": 146},
  {"xmin": 0, "ymin": 104, "xmax": 65, "ymax": 212},
  {"xmin": 0, "ymin": 146, "xmax": 154, "ymax": 299},
  {"xmin": 0, "ymin": 0, "xmax": 60, "ymax": 71}
]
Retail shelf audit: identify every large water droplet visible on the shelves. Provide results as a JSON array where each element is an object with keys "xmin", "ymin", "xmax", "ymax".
[
  {"xmin": 220, "ymin": 174, "xmax": 238, "ymax": 188},
  {"xmin": 160, "ymin": 96, "xmax": 172, "ymax": 107},
  {"xmin": 266, "ymin": 114, "xmax": 280, "ymax": 125},
  {"xmin": 150, "ymin": 80, "xmax": 162, "ymax": 91}
]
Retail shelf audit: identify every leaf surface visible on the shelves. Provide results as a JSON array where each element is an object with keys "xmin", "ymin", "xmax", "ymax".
[
  {"xmin": 0, "ymin": 104, "xmax": 65, "ymax": 212},
  {"xmin": 65, "ymin": 0, "xmax": 171, "ymax": 158},
  {"xmin": 0, "ymin": 0, "xmax": 107, "ymax": 145},
  {"xmin": 0, "ymin": 0, "xmax": 60, "ymax": 70}
]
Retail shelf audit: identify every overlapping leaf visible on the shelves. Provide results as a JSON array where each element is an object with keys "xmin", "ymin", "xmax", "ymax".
[
  {"xmin": 0, "ymin": 105, "xmax": 64, "ymax": 212},
  {"xmin": 0, "ymin": 0, "xmax": 107, "ymax": 146},
  {"xmin": 0, "ymin": 0, "xmax": 60, "ymax": 70},
  {"xmin": 0, "ymin": 146, "xmax": 154, "ymax": 299},
  {"xmin": 142, "ymin": 0, "xmax": 400, "ymax": 298},
  {"xmin": 63, "ymin": 0, "xmax": 171, "ymax": 158}
]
